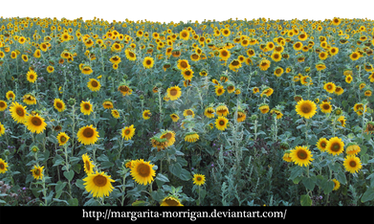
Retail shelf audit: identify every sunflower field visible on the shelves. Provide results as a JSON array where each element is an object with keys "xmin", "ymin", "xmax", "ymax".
[{"xmin": 0, "ymin": 16, "xmax": 374, "ymax": 207}]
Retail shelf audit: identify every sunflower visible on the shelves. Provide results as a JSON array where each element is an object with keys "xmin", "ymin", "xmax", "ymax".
[
  {"xmin": 346, "ymin": 143, "xmax": 361, "ymax": 156},
  {"xmin": 125, "ymin": 49, "xmax": 137, "ymax": 61},
  {"xmin": 319, "ymin": 102, "xmax": 332, "ymax": 113},
  {"xmin": 295, "ymin": 99, "xmax": 317, "ymax": 119},
  {"xmin": 349, "ymin": 51, "xmax": 360, "ymax": 61},
  {"xmin": 337, "ymin": 115, "xmax": 346, "ymax": 127},
  {"xmin": 215, "ymin": 85, "xmax": 225, "ymax": 96},
  {"xmin": 204, "ymin": 107, "xmax": 215, "ymax": 118},
  {"xmin": 180, "ymin": 30, "xmax": 190, "ymax": 40},
  {"xmin": 283, "ymin": 153, "xmax": 292, "ymax": 163},
  {"xmin": 130, "ymin": 159, "xmax": 156, "ymax": 185},
  {"xmin": 30, "ymin": 165, "xmax": 44, "ymax": 180},
  {"xmin": 160, "ymin": 130, "xmax": 176, "ymax": 148},
  {"xmin": 228, "ymin": 59, "xmax": 242, "ymax": 71},
  {"xmin": 343, "ymin": 155, "xmax": 362, "ymax": 174},
  {"xmin": 332, "ymin": 179, "xmax": 340, "ymax": 191},
  {"xmin": 118, "ymin": 85, "xmax": 132, "ymax": 96},
  {"xmin": 252, "ymin": 87, "xmax": 260, "ymax": 94},
  {"xmin": 260, "ymin": 88, "xmax": 274, "ymax": 97},
  {"xmin": 160, "ymin": 196, "xmax": 184, "ymax": 206},
  {"xmin": 102, "ymin": 100, "xmax": 113, "ymax": 109},
  {"xmin": 216, "ymin": 104, "xmax": 229, "ymax": 116},
  {"xmin": 345, "ymin": 75, "xmax": 353, "ymax": 84},
  {"xmin": 23, "ymin": 93, "xmax": 37, "ymax": 105},
  {"xmin": 143, "ymin": 110, "xmax": 152, "ymax": 120},
  {"xmin": 364, "ymin": 89, "xmax": 372, "ymax": 97},
  {"xmin": 364, "ymin": 121, "xmax": 374, "ymax": 134},
  {"xmin": 0, "ymin": 100, "xmax": 7, "ymax": 111},
  {"xmin": 80, "ymin": 101, "xmax": 93, "ymax": 115},
  {"xmin": 122, "ymin": 125, "xmax": 136, "ymax": 141},
  {"xmin": 316, "ymin": 138, "xmax": 328, "ymax": 152},
  {"xmin": 111, "ymin": 109, "xmax": 120, "ymax": 119},
  {"xmin": 324, "ymin": 82, "xmax": 336, "ymax": 93},
  {"xmin": 170, "ymin": 113, "xmax": 179, "ymax": 122},
  {"xmin": 290, "ymin": 146, "xmax": 314, "ymax": 167},
  {"xmin": 81, "ymin": 65, "xmax": 93, "ymax": 75},
  {"xmin": 77, "ymin": 125, "xmax": 99, "ymax": 145},
  {"xmin": 6, "ymin": 91, "xmax": 15, "ymax": 101},
  {"xmin": 151, "ymin": 136, "xmax": 169, "ymax": 151},
  {"xmin": 315, "ymin": 62, "xmax": 326, "ymax": 71},
  {"xmin": 237, "ymin": 111, "xmax": 246, "ymax": 122},
  {"xmin": 193, "ymin": 173, "xmax": 206, "ymax": 186},
  {"xmin": 82, "ymin": 153, "xmax": 95, "ymax": 175},
  {"xmin": 259, "ymin": 104, "xmax": 270, "ymax": 114},
  {"xmin": 259, "ymin": 58, "xmax": 271, "ymax": 71},
  {"xmin": 0, "ymin": 122, "xmax": 4, "ymax": 137},
  {"xmin": 57, "ymin": 132, "xmax": 70, "ymax": 146},
  {"xmin": 184, "ymin": 132, "xmax": 199, "ymax": 143},
  {"xmin": 183, "ymin": 109, "xmax": 195, "ymax": 118},
  {"xmin": 109, "ymin": 55, "xmax": 121, "ymax": 64},
  {"xmin": 0, "ymin": 158, "xmax": 8, "ymax": 174},
  {"xmin": 26, "ymin": 70, "xmax": 37, "ymax": 83},
  {"xmin": 177, "ymin": 59, "xmax": 190, "ymax": 70},
  {"xmin": 54, "ymin": 98, "xmax": 66, "ymax": 112},
  {"xmin": 9, "ymin": 102, "xmax": 28, "ymax": 123},
  {"xmin": 25, "ymin": 114, "xmax": 47, "ymax": 134},
  {"xmin": 271, "ymin": 52, "xmax": 282, "ymax": 62},
  {"xmin": 83, "ymin": 171, "xmax": 115, "ymax": 198},
  {"xmin": 274, "ymin": 67, "xmax": 284, "ymax": 77},
  {"xmin": 215, "ymin": 116, "xmax": 228, "ymax": 131},
  {"xmin": 326, "ymin": 137, "xmax": 344, "ymax": 156},
  {"xmin": 182, "ymin": 69, "xmax": 194, "ymax": 81},
  {"xmin": 219, "ymin": 49, "xmax": 231, "ymax": 61},
  {"xmin": 87, "ymin": 78, "xmax": 101, "ymax": 92},
  {"xmin": 143, "ymin": 57, "xmax": 154, "ymax": 69}
]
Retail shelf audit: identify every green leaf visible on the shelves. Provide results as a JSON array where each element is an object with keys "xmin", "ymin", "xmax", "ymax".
[
  {"xmin": 55, "ymin": 181, "xmax": 67, "ymax": 199},
  {"xmin": 335, "ymin": 172, "xmax": 347, "ymax": 185},
  {"xmin": 361, "ymin": 187, "xmax": 374, "ymax": 203},
  {"xmin": 156, "ymin": 173, "xmax": 170, "ymax": 183},
  {"xmin": 302, "ymin": 176, "xmax": 316, "ymax": 191},
  {"xmin": 323, "ymin": 180, "xmax": 335, "ymax": 195},
  {"xmin": 68, "ymin": 198, "xmax": 79, "ymax": 206},
  {"xmin": 75, "ymin": 179, "xmax": 85, "ymax": 190},
  {"xmin": 63, "ymin": 170, "xmax": 74, "ymax": 182},
  {"xmin": 300, "ymin": 194, "xmax": 312, "ymax": 206},
  {"xmin": 132, "ymin": 200, "xmax": 148, "ymax": 206}
]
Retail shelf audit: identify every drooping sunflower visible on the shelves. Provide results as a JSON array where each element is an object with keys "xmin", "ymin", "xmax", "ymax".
[
  {"xmin": 160, "ymin": 196, "xmax": 184, "ymax": 206},
  {"xmin": 9, "ymin": 102, "xmax": 28, "ymax": 123},
  {"xmin": 183, "ymin": 109, "xmax": 195, "ymax": 118},
  {"xmin": 83, "ymin": 171, "xmax": 115, "ymax": 198},
  {"xmin": 346, "ymin": 143, "xmax": 361, "ymax": 156},
  {"xmin": 337, "ymin": 115, "xmax": 346, "ymax": 127},
  {"xmin": 0, "ymin": 158, "xmax": 8, "ymax": 174},
  {"xmin": 184, "ymin": 132, "xmax": 199, "ymax": 143},
  {"xmin": 81, "ymin": 65, "xmax": 93, "ymax": 75},
  {"xmin": 30, "ymin": 165, "xmax": 44, "ymax": 180},
  {"xmin": 109, "ymin": 55, "xmax": 121, "ymax": 64},
  {"xmin": 204, "ymin": 107, "xmax": 215, "ymax": 118},
  {"xmin": 80, "ymin": 101, "xmax": 93, "ymax": 115},
  {"xmin": 102, "ymin": 100, "xmax": 113, "ymax": 109},
  {"xmin": 326, "ymin": 137, "xmax": 344, "ymax": 156},
  {"xmin": 228, "ymin": 59, "xmax": 242, "ymax": 71},
  {"xmin": 260, "ymin": 88, "xmax": 274, "ymax": 97},
  {"xmin": 259, "ymin": 104, "xmax": 270, "ymax": 114},
  {"xmin": 25, "ymin": 114, "xmax": 47, "ymax": 134},
  {"xmin": 166, "ymin": 86, "xmax": 182, "ymax": 101},
  {"xmin": 122, "ymin": 125, "xmax": 136, "ymax": 141},
  {"xmin": 23, "ymin": 93, "xmax": 37, "ymax": 105},
  {"xmin": 290, "ymin": 146, "xmax": 314, "ymax": 167},
  {"xmin": 118, "ymin": 85, "xmax": 132, "ymax": 96},
  {"xmin": 364, "ymin": 121, "xmax": 374, "ymax": 134},
  {"xmin": 26, "ymin": 70, "xmax": 38, "ymax": 83},
  {"xmin": 54, "ymin": 98, "xmax": 66, "ymax": 112},
  {"xmin": 215, "ymin": 116, "xmax": 229, "ymax": 131},
  {"xmin": 87, "ymin": 78, "xmax": 101, "ymax": 92},
  {"xmin": 143, "ymin": 110, "xmax": 152, "ymax": 120},
  {"xmin": 259, "ymin": 58, "xmax": 271, "ymax": 71},
  {"xmin": 283, "ymin": 152, "xmax": 292, "ymax": 163},
  {"xmin": 324, "ymin": 82, "xmax": 336, "ymax": 93},
  {"xmin": 193, "ymin": 173, "xmax": 206, "ymax": 186},
  {"xmin": 343, "ymin": 155, "xmax": 362, "ymax": 174},
  {"xmin": 295, "ymin": 99, "xmax": 317, "ymax": 119},
  {"xmin": 316, "ymin": 138, "xmax": 328, "ymax": 152},
  {"xmin": 77, "ymin": 125, "xmax": 99, "ymax": 145},
  {"xmin": 319, "ymin": 102, "xmax": 332, "ymax": 114},
  {"xmin": 216, "ymin": 104, "xmax": 229, "ymax": 117},
  {"xmin": 143, "ymin": 57, "xmax": 154, "ymax": 69},
  {"xmin": 170, "ymin": 113, "xmax": 179, "ymax": 122},
  {"xmin": 82, "ymin": 153, "xmax": 95, "ymax": 175},
  {"xmin": 130, "ymin": 159, "xmax": 156, "ymax": 185},
  {"xmin": 57, "ymin": 132, "xmax": 70, "ymax": 146}
]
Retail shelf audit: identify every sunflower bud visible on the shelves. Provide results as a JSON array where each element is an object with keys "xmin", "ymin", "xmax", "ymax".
[
  {"xmin": 123, "ymin": 74, "xmax": 128, "ymax": 80},
  {"xmin": 4, "ymin": 150, "xmax": 10, "ymax": 156},
  {"xmin": 139, "ymin": 95, "xmax": 144, "ymax": 100},
  {"xmin": 31, "ymin": 145, "xmax": 39, "ymax": 153},
  {"xmin": 68, "ymin": 98, "xmax": 76, "ymax": 106}
]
